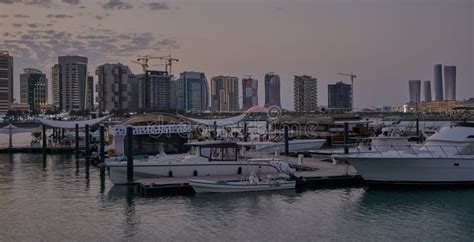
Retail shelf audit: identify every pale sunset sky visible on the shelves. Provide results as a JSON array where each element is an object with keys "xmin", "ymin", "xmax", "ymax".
[{"xmin": 1, "ymin": 0, "xmax": 473, "ymax": 110}]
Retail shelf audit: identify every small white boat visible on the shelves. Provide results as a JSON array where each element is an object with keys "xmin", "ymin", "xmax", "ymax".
[{"xmin": 190, "ymin": 179, "xmax": 296, "ymax": 193}]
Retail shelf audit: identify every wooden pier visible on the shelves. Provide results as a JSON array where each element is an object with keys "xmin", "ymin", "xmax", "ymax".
[{"xmin": 136, "ymin": 155, "xmax": 364, "ymax": 196}]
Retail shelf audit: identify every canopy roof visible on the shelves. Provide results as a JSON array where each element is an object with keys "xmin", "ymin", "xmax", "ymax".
[
  {"xmin": 36, "ymin": 116, "xmax": 109, "ymax": 129},
  {"xmin": 178, "ymin": 113, "xmax": 247, "ymax": 126},
  {"xmin": 0, "ymin": 124, "xmax": 41, "ymax": 134}
]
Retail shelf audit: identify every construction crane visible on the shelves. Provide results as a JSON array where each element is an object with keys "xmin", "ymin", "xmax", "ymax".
[
  {"xmin": 157, "ymin": 55, "xmax": 179, "ymax": 75},
  {"xmin": 337, "ymin": 72, "xmax": 357, "ymax": 110}
]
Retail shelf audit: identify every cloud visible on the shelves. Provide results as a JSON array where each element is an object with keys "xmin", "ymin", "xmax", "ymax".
[
  {"xmin": 47, "ymin": 14, "xmax": 74, "ymax": 18},
  {"xmin": 24, "ymin": 0, "xmax": 52, "ymax": 8},
  {"xmin": 62, "ymin": 0, "xmax": 79, "ymax": 5},
  {"xmin": 0, "ymin": 0, "xmax": 20, "ymax": 4},
  {"xmin": 144, "ymin": 2, "xmax": 169, "ymax": 11},
  {"xmin": 12, "ymin": 23, "xmax": 22, "ymax": 27},
  {"xmin": 27, "ymin": 23, "xmax": 39, "ymax": 28},
  {"xmin": 0, "ymin": 15, "xmax": 8, "ymax": 18},
  {"xmin": 95, "ymin": 15, "xmax": 104, "ymax": 20},
  {"xmin": 14, "ymin": 14, "xmax": 30, "ymax": 18},
  {"xmin": 101, "ymin": 0, "xmax": 132, "ymax": 10}
]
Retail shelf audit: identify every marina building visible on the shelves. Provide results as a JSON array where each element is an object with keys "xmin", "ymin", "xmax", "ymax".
[
  {"xmin": 444, "ymin": 65, "xmax": 456, "ymax": 101},
  {"xmin": 434, "ymin": 64, "xmax": 443, "ymax": 101},
  {"xmin": 294, "ymin": 75, "xmax": 318, "ymax": 113},
  {"xmin": 210, "ymin": 75, "xmax": 239, "ymax": 112},
  {"xmin": 242, "ymin": 77, "xmax": 258, "ymax": 110},
  {"xmin": 96, "ymin": 63, "xmax": 132, "ymax": 112},
  {"xmin": 408, "ymin": 80, "xmax": 421, "ymax": 104},
  {"xmin": 19, "ymin": 68, "xmax": 48, "ymax": 113},
  {"xmin": 53, "ymin": 56, "xmax": 88, "ymax": 111},
  {"xmin": 328, "ymin": 81, "xmax": 352, "ymax": 111},
  {"xmin": 264, "ymin": 72, "xmax": 281, "ymax": 108},
  {"xmin": 0, "ymin": 51, "xmax": 13, "ymax": 113},
  {"xmin": 423, "ymin": 80, "xmax": 432, "ymax": 102},
  {"xmin": 176, "ymin": 71, "xmax": 209, "ymax": 112}
]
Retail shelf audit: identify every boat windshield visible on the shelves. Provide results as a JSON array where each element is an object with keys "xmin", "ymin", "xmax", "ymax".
[{"xmin": 200, "ymin": 147, "xmax": 237, "ymax": 161}]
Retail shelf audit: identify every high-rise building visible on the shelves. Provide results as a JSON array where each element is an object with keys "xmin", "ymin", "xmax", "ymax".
[
  {"xmin": 444, "ymin": 66, "xmax": 456, "ymax": 101},
  {"xmin": 264, "ymin": 73, "xmax": 281, "ymax": 108},
  {"xmin": 0, "ymin": 51, "xmax": 13, "ymax": 113},
  {"xmin": 434, "ymin": 64, "xmax": 443, "ymax": 101},
  {"xmin": 54, "ymin": 56, "xmax": 88, "ymax": 111},
  {"xmin": 210, "ymin": 75, "xmax": 239, "ymax": 112},
  {"xmin": 328, "ymin": 81, "xmax": 352, "ymax": 111},
  {"xmin": 176, "ymin": 71, "xmax": 209, "ymax": 112},
  {"xmin": 96, "ymin": 63, "xmax": 132, "ymax": 112},
  {"xmin": 169, "ymin": 79, "xmax": 177, "ymax": 109},
  {"xmin": 19, "ymin": 68, "xmax": 48, "ymax": 112},
  {"xmin": 408, "ymin": 80, "xmax": 421, "ymax": 104},
  {"xmin": 128, "ymin": 74, "xmax": 141, "ymax": 111},
  {"xmin": 137, "ymin": 71, "xmax": 172, "ymax": 110},
  {"xmin": 86, "ymin": 76, "xmax": 94, "ymax": 111},
  {"xmin": 242, "ymin": 77, "xmax": 258, "ymax": 110},
  {"xmin": 51, "ymin": 64, "xmax": 61, "ymax": 109},
  {"xmin": 294, "ymin": 75, "xmax": 318, "ymax": 112},
  {"xmin": 423, "ymin": 80, "xmax": 432, "ymax": 102}
]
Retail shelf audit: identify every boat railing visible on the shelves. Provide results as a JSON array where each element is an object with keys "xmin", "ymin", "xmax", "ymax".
[{"xmin": 348, "ymin": 144, "xmax": 474, "ymax": 158}]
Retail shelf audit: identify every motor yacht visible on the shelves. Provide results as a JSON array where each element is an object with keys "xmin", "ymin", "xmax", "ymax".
[
  {"xmin": 105, "ymin": 141, "xmax": 294, "ymax": 185},
  {"xmin": 335, "ymin": 118, "xmax": 474, "ymax": 184}
]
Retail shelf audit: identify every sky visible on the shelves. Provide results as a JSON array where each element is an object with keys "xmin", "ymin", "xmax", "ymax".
[{"xmin": 0, "ymin": 0, "xmax": 473, "ymax": 110}]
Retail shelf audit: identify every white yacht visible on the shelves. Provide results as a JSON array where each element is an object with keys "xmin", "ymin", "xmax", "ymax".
[
  {"xmin": 105, "ymin": 141, "xmax": 294, "ymax": 185},
  {"xmin": 335, "ymin": 119, "xmax": 474, "ymax": 184},
  {"xmin": 239, "ymin": 139, "xmax": 326, "ymax": 153}
]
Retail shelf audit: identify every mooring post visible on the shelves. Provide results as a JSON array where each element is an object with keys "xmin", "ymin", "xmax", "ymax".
[
  {"xmin": 85, "ymin": 124, "xmax": 90, "ymax": 168},
  {"xmin": 213, "ymin": 121, "xmax": 217, "ymax": 140},
  {"xmin": 344, "ymin": 122, "xmax": 349, "ymax": 154},
  {"xmin": 284, "ymin": 125, "xmax": 289, "ymax": 155},
  {"xmin": 61, "ymin": 128, "xmax": 65, "ymax": 139},
  {"xmin": 8, "ymin": 124, "xmax": 13, "ymax": 149},
  {"xmin": 265, "ymin": 121, "xmax": 269, "ymax": 140},
  {"xmin": 416, "ymin": 117, "xmax": 420, "ymax": 143},
  {"xmin": 42, "ymin": 125, "xmax": 47, "ymax": 150},
  {"xmin": 75, "ymin": 123, "xmax": 79, "ymax": 157},
  {"xmin": 243, "ymin": 122, "xmax": 248, "ymax": 142},
  {"xmin": 127, "ymin": 126, "xmax": 134, "ymax": 184},
  {"xmin": 99, "ymin": 125, "xmax": 105, "ymax": 164}
]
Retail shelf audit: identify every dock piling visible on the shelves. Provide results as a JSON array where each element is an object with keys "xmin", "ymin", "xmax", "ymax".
[
  {"xmin": 243, "ymin": 122, "xmax": 248, "ymax": 142},
  {"xmin": 344, "ymin": 122, "xmax": 349, "ymax": 154},
  {"xmin": 284, "ymin": 126, "xmax": 289, "ymax": 155},
  {"xmin": 127, "ymin": 126, "xmax": 134, "ymax": 184},
  {"xmin": 42, "ymin": 125, "xmax": 47, "ymax": 149},
  {"xmin": 85, "ymin": 124, "xmax": 90, "ymax": 168},
  {"xmin": 75, "ymin": 123, "xmax": 79, "ymax": 157},
  {"xmin": 99, "ymin": 125, "xmax": 105, "ymax": 163}
]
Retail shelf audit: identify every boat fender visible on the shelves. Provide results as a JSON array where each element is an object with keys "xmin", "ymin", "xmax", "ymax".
[
  {"xmin": 237, "ymin": 167, "xmax": 242, "ymax": 175},
  {"xmin": 193, "ymin": 170, "xmax": 198, "ymax": 176},
  {"xmin": 168, "ymin": 170, "xmax": 173, "ymax": 177}
]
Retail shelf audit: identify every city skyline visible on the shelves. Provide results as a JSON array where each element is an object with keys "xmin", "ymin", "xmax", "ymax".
[{"xmin": 0, "ymin": 0, "xmax": 472, "ymax": 110}]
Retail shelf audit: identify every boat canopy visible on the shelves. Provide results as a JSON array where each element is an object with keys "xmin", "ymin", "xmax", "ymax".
[
  {"xmin": 0, "ymin": 124, "xmax": 41, "ymax": 134},
  {"xmin": 36, "ymin": 116, "xmax": 109, "ymax": 129},
  {"xmin": 177, "ymin": 113, "xmax": 247, "ymax": 126}
]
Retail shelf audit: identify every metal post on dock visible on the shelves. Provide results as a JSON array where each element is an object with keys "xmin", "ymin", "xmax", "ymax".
[
  {"xmin": 344, "ymin": 122, "xmax": 349, "ymax": 154},
  {"xmin": 284, "ymin": 125, "xmax": 289, "ymax": 155},
  {"xmin": 126, "ymin": 126, "xmax": 134, "ymax": 184},
  {"xmin": 243, "ymin": 122, "xmax": 248, "ymax": 142},
  {"xmin": 75, "ymin": 123, "xmax": 79, "ymax": 157},
  {"xmin": 85, "ymin": 124, "xmax": 90, "ymax": 168},
  {"xmin": 416, "ymin": 117, "xmax": 420, "ymax": 143},
  {"xmin": 42, "ymin": 125, "xmax": 47, "ymax": 150},
  {"xmin": 8, "ymin": 124, "xmax": 13, "ymax": 149},
  {"xmin": 99, "ymin": 125, "xmax": 105, "ymax": 164},
  {"xmin": 61, "ymin": 128, "xmax": 65, "ymax": 139}
]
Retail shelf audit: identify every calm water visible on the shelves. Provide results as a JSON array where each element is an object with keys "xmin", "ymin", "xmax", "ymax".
[{"xmin": 1, "ymin": 154, "xmax": 474, "ymax": 241}]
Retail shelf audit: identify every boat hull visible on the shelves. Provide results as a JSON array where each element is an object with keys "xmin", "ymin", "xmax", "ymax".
[
  {"xmin": 190, "ymin": 179, "xmax": 296, "ymax": 193},
  {"xmin": 255, "ymin": 139, "xmax": 326, "ymax": 153},
  {"xmin": 106, "ymin": 162, "xmax": 281, "ymax": 185},
  {"xmin": 346, "ymin": 156, "xmax": 474, "ymax": 184}
]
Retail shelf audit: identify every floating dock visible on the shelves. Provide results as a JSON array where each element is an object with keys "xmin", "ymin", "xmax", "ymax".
[{"xmin": 136, "ymin": 155, "xmax": 363, "ymax": 196}]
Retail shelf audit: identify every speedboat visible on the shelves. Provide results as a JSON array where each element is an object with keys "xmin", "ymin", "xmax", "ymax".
[
  {"xmin": 105, "ymin": 141, "xmax": 295, "ymax": 185},
  {"xmin": 335, "ymin": 118, "xmax": 474, "ymax": 185},
  {"xmin": 190, "ymin": 178, "xmax": 295, "ymax": 193},
  {"xmin": 240, "ymin": 139, "xmax": 326, "ymax": 153}
]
